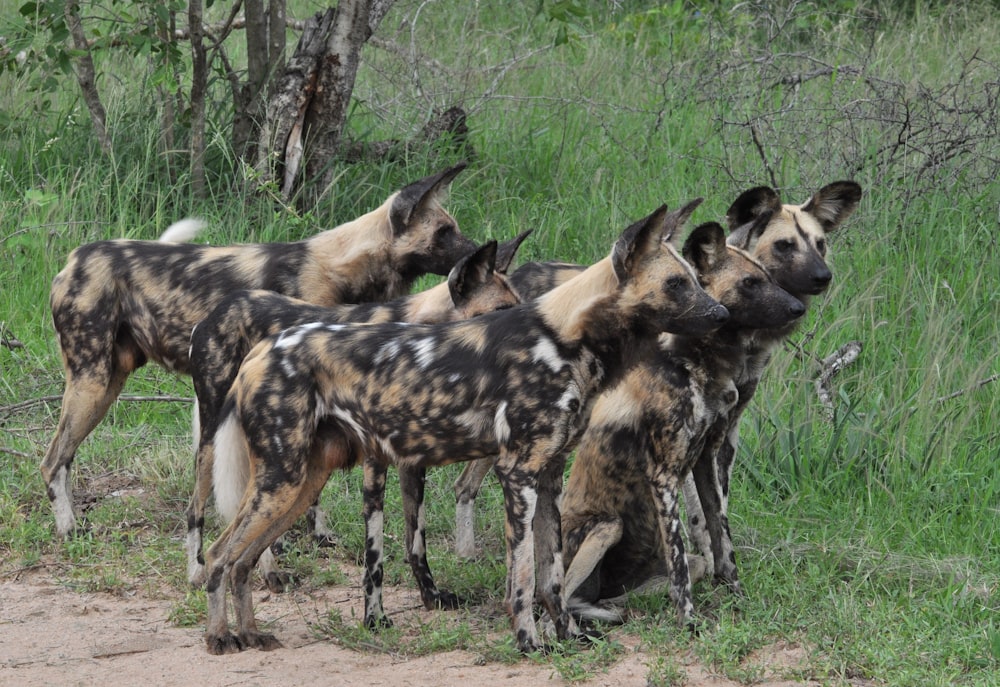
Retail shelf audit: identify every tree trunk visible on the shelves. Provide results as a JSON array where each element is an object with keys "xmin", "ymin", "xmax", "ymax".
[
  {"xmin": 189, "ymin": 0, "xmax": 207, "ymax": 197},
  {"xmin": 64, "ymin": 0, "xmax": 111, "ymax": 155}
]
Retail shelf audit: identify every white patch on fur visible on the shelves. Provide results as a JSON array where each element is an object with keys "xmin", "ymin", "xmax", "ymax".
[
  {"xmin": 158, "ymin": 217, "xmax": 206, "ymax": 243},
  {"xmin": 410, "ymin": 336, "xmax": 437, "ymax": 369},
  {"xmin": 556, "ymin": 385, "xmax": 580, "ymax": 412},
  {"xmin": 376, "ymin": 435, "xmax": 398, "ymax": 461},
  {"xmin": 374, "ymin": 339, "xmax": 401, "ymax": 365},
  {"xmin": 455, "ymin": 501, "xmax": 476, "ymax": 558},
  {"xmin": 51, "ymin": 465, "xmax": 76, "ymax": 536},
  {"xmin": 531, "ymin": 337, "xmax": 566, "ymax": 372},
  {"xmin": 186, "ymin": 527, "xmax": 205, "ymax": 586},
  {"xmin": 448, "ymin": 372, "xmax": 462, "ymax": 383},
  {"xmin": 493, "ymin": 401, "xmax": 511, "ymax": 444},
  {"xmin": 212, "ymin": 412, "xmax": 250, "ymax": 524},
  {"xmin": 411, "ymin": 503, "xmax": 427, "ymax": 558},
  {"xmin": 332, "ymin": 404, "xmax": 367, "ymax": 441},
  {"xmin": 275, "ymin": 321, "xmax": 325, "ymax": 350}
]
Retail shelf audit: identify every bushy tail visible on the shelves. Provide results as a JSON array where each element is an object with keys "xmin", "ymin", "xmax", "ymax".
[
  {"xmin": 565, "ymin": 596, "xmax": 627, "ymax": 625},
  {"xmin": 212, "ymin": 400, "xmax": 251, "ymax": 524},
  {"xmin": 158, "ymin": 218, "xmax": 206, "ymax": 243}
]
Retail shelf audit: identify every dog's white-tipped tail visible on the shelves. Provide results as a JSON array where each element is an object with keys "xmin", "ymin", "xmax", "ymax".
[
  {"xmin": 566, "ymin": 596, "xmax": 627, "ymax": 625},
  {"xmin": 159, "ymin": 218, "xmax": 207, "ymax": 243},
  {"xmin": 212, "ymin": 409, "xmax": 251, "ymax": 524}
]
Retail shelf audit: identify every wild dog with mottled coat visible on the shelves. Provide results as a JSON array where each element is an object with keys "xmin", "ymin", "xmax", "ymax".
[
  {"xmin": 556, "ymin": 218, "xmax": 805, "ymax": 627},
  {"xmin": 41, "ymin": 164, "xmax": 474, "ymax": 538},
  {"xmin": 202, "ymin": 201, "xmax": 730, "ymax": 655},
  {"xmin": 185, "ymin": 233, "xmax": 529, "ymax": 592},
  {"xmin": 679, "ymin": 181, "xmax": 861, "ymax": 596}
]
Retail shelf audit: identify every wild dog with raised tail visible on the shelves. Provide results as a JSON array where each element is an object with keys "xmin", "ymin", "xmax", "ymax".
[
  {"xmin": 558, "ymin": 218, "xmax": 805, "ymax": 627},
  {"xmin": 185, "ymin": 232, "xmax": 529, "ymax": 591},
  {"xmin": 42, "ymin": 164, "xmax": 473, "ymax": 538},
  {"xmin": 202, "ymin": 201, "xmax": 729, "ymax": 655},
  {"xmin": 680, "ymin": 181, "xmax": 862, "ymax": 594}
]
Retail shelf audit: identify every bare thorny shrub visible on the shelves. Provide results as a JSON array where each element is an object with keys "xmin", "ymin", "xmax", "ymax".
[{"xmin": 357, "ymin": 2, "xmax": 998, "ymax": 209}]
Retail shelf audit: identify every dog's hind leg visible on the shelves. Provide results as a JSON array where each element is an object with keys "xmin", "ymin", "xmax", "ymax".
[
  {"xmin": 400, "ymin": 465, "xmax": 459, "ymax": 611},
  {"xmin": 453, "ymin": 456, "xmax": 496, "ymax": 558},
  {"xmin": 562, "ymin": 518, "xmax": 624, "ymax": 623},
  {"xmin": 362, "ymin": 456, "xmax": 393, "ymax": 630},
  {"xmin": 42, "ymin": 356, "xmax": 136, "ymax": 537}
]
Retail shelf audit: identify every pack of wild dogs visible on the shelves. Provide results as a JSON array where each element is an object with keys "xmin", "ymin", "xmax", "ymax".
[{"xmin": 42, "ymin": 161, "xmax": 861, "ymax": 655}]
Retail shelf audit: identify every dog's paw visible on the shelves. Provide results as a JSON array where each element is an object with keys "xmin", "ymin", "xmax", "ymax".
[
  {"xmin": 264, "ymin": 571, "xmax": 294, "ymax": 594},
  {"xmin": 239, "ymin": 631, "xmax": 283, "ymax": 652},
  {"xmin": 365, "ymin": 614, "xmax": 394, "ymax": 631},
  {"xmin": 312, "ymin": 533, "xmax": 339, "ymax": 548},
  {"xmin": 205, "ymin": 632, "xmax": 244, "ymax": 655},
  {"xmin": 421, "ymin": 588, "xmax": 460, "ymax": 611}
]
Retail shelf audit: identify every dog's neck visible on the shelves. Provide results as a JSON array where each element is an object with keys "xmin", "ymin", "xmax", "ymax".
[
  {"xmin": 535, "ymin": 256, "xmax": 658, "ymax": 385},
  {"xmin": 304, "ymin": 196, "xmax": 411, "ymax": 303}
]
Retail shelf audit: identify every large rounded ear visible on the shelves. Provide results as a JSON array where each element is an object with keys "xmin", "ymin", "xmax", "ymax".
[
  {"xmin": 663, "ymin": 197, "xmax": 704, "ymax": 246},
  {"xmin": 682, "ymin": 222, "xmax": 727, "ymax": 274},
  {"xmin": 727, "ymin": 209, "xmax": 775, "ymax": 251},
  {"xmin": 800, "ymin": 181, "xmax": 862, "ymax": 232},
  {"xmin": 726, "ymin": 186, "xmax": 782, "ymax": 231},
  {"xmin": 612, "ymin": 204, "xmax": 669, "ymax": 284},
  {"xmin": 447, "ymin": 239, "xmax": 497, "ymax": 306},
  {"xmin": 611, "ymin": 198, "xmax": 702, "ymax": 283},
  {"xmin": 389, "ymin": 162, "xmax": 468, "ymax": 235},
  {"xmin": 495, "ymin": 229, "xmax": 533, "ymax": 274}
]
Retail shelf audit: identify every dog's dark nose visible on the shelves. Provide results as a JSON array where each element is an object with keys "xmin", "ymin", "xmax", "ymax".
[
  {"xmin": 789, "ymin": 299, "xmax": 806, "ymax": 318},
  {"xmin": 812, "ymin": 267, "xmax": 832, "ymax": 288},
  {"xmin": 710, "ymin": 304, "xmax": 730, "ymax": 324}
]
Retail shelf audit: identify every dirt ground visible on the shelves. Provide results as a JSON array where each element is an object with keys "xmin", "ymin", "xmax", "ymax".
[{"xmin": 0, "ymin": 561, "xmax": 827, "ymax": 687}]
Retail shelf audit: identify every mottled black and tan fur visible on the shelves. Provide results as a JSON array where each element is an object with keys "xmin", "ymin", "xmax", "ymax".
[
  {"xmin": 557, "ymin": 218, "xmax": 805, "ymax": 628},
  {"xmin": 680, "ymin": 181, "xmax": 862, "ymax": 595},
  {"xmin": 202, "ymin": 201, "xmax": 730, "ymax": 655},
  {"xmin": 41, "ymin": 164, "xmax": 474, "ymax": 538},
  {"xmin": 185, "ymin": 233, "xmax": 529, "ymax": 590}
]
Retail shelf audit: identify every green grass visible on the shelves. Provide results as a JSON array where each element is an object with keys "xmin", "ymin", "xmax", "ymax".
[{"xmin": 2, "ymin": 1, "xmax": 999, "ymax": 684}]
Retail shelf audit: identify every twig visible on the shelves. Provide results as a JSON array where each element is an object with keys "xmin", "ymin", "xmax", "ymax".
[
  {"xmin": 0, "ymin": 446, "xmax": 31, "ymax": 458},
  {"xmin": 934, "ymin": 373, "xmax": 1000, "ymax": 404},
  {"xmin": 1, "ymin": 394, "xmax": 193, "ymax": 416},
  {"xmin": 815, "ymin": 341, "xmax": 863, "ymax": 421}
]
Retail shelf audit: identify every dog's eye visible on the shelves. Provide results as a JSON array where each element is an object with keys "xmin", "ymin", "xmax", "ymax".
[
  {"xmin": 774, "ymin": 239, "xmax": 795, "ymax": 253},
  {"xmin": 665, "ymin": 276, "xmax": 686, "ymax": 291},
  {"xmin": 741, "ymin": 276, "xmax": 760, "ymax": 289},
  {"xmin": 815, "ymin": 238, "xmax": 827, "ymax": 255},
  {"xmin": 434, "ymin": 224, "xmax": 454, "ymax": 242}
]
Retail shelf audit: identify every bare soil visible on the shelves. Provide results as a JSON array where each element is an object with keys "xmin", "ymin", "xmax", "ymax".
[{"xmin": 1, "ymin": 562, "xmax": 822, "ymax": 687}]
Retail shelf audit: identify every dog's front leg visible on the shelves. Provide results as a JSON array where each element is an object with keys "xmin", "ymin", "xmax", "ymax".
[
  {"xmin": 453, "ymin": 456, "xmax": 497, "ymax": 558},
  {"xmin": 362, "ymin": 456, "xmax": 392, "ymax": 630},
  {"xmin": 400, "ymin": 465, "xmax": 459, "ymax": 611},
  {"xmin": 532, "ymin": 452, "xmax": 578, "ymax": 642},
  {"xmin": 690, "ymin": 442, "xmax": 741, "ymax": 595},
  {"xmin": 495, "ymin": 451, "xmax": 542, "ymax": 654},
  {"xmin": 647, "ymin": 466, "xmax": 696, "ymax": 631}
]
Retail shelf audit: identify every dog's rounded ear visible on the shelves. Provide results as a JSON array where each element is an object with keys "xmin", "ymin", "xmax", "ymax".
[
  {"xmin": 726, "ymin": 186, "xmax": 782, "ymax": 232},
  {"xmin": 800, "ymin": 181, "xmax": 862, "ymax": 233},
  {"xmin": 683, "ymin": 222, "xmax": 727, "ymax": 273},
  {"xmin": 612, "ymin": 204, "xmax": 669, "ymax": 284},
  {"xmin": 390, "ymin": 162, "xmax": 468, "ymax": 235},
  {"xmin": 663, "ymin": 198, "xmax": 704, "ymax": 246},
  {"xmin": 495, "ymin": 229, "xmax": 533, "ymax": 274},
  {"xmin": 448, "ymin": 239, "xmax": 497, "ymax": 306},
  {"xmin": 727, "ymin": 210, "xmax": 775, "ymax": 251}
]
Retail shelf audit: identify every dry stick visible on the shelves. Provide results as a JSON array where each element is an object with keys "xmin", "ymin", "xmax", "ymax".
[
  {"xmin": 815, "ymin": 340, "xmax": 863, "ymax": 421},
  {"xmin": 1, "ymin": 394, "xmax": 193, "ymax": 417},
  {"xmin": 933, "ymin": 373, "xmax": 1000, "ymax": 405}
]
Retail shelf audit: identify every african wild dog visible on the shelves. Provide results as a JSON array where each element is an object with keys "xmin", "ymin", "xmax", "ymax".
[
  {"xmin": 41, "ymin": 164, "xmax": 473, "ymax": 538},
  {"xmin": 184, "ymin": 232, "xmax": 529, "ymax": 591},
  {"xmin": 556, "ymin": 218, "xmax": 805, "ymax": 628},
  {"xmin": 452, "ymin": 182, "xmax": 863, "ymax": 575},
  {"xmin": 202, "ymin": 200, "xmax": 730, "ymax": 655},
  {"xmin": 679, "ymin": 181, "xmax": 861, "ymax": 597}
]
